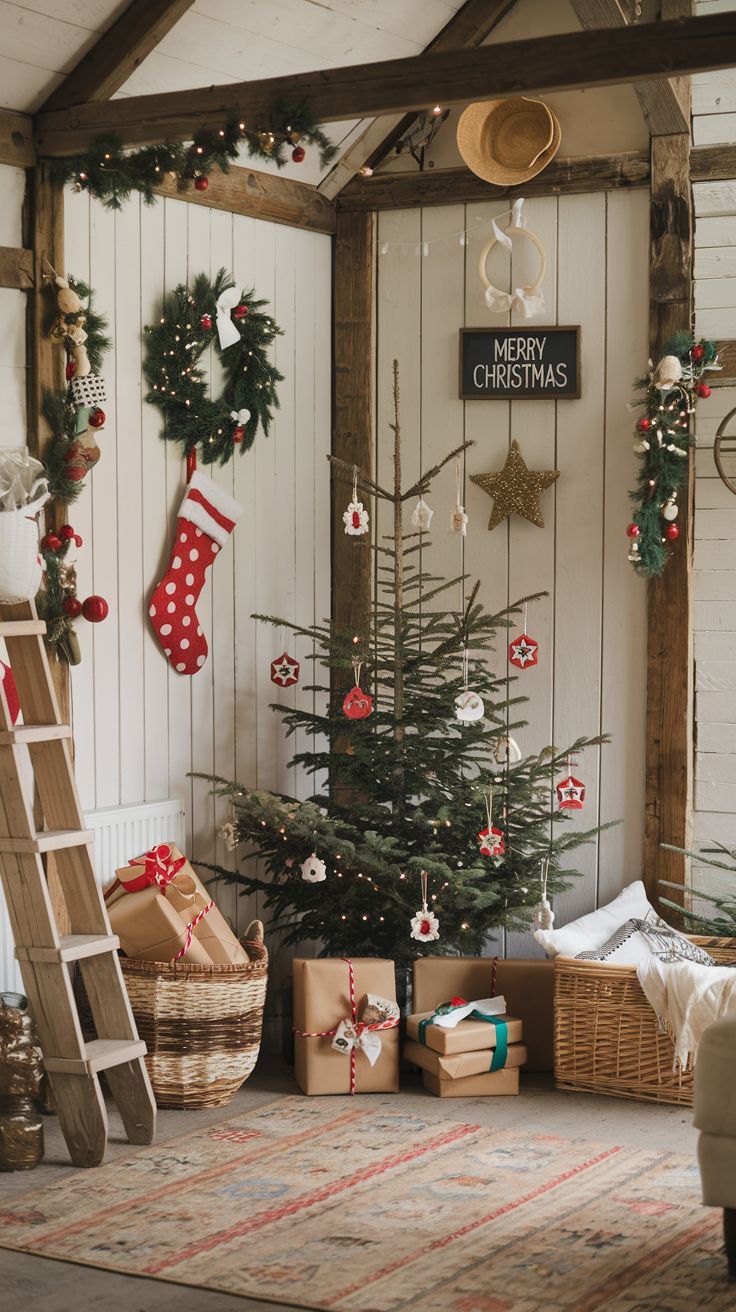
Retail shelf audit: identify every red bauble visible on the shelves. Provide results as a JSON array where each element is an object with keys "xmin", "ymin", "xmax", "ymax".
[
  {"xmin": 232, "ymin": 303, "xmax": 249, "ymax": 321},
  {"xmin": 65, "ymin": 360, "xmax": 76, "ymax": 381},
  {"xmin": 343, "ymin": 685, "xmax": 373, "ymax": 720},
  {"xmin": 89, "ymin": 407, "xmax": 105, "ymax": 429},
  {"xmin": 194, "ymin": 176, "xmax": 209, "ymax": 191},
  {"xmin": 637, "ymin": 418, "xmax": 651, "ymax": 432},
  {"xmin": 81, "ymin": 594, "xmax": 108, "ymax": 623},
  {"xmin": 292, "ymin": 145, "xmax": 306, "ymax": 163},
  {"xmin": 41, "ymin": 533, "xmax": 62, "ymax": 552},
  {"xmin": 626, "ymin": 523, "xmax": 640, "ymax": 538},
  {"xmin": 62, "ymin": 596, "xmax": 82, "ymax": 618},
  {"xmin": 233, "ymin": 425, "xmax": 244, "ymax": 444},
  {"xmin": 692, "ymin": 344, "xmax": 705, "ymax": 361},
  {"xmin": 199, "ymin": 313, "xmax": 212, "ymax": 331},
  {"xmin": 696, "ymin": 383, "xmax": 711, "ymax": 399},
  {"xmin": 59, "ymin": 524, "xmax": 76, "ymax": 541},
  {"xmin": 666, "ymin": 523, "xmax": 680, "ymax": 541}
]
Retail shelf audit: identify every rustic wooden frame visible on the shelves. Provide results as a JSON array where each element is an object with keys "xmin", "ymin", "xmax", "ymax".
[{"xmin": 458, "ymin": 327, "xmax": 581, "ymax": 401}]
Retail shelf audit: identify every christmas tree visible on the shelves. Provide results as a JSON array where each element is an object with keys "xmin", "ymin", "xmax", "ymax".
[{"xmin": 202, "ymin": 361, "xmax": 607, "ymax": 970}]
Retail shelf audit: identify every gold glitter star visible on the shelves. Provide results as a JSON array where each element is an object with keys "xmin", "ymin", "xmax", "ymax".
[{"xmin": 470, "ymin": 440, "xmax": 559, "ymax": 530}]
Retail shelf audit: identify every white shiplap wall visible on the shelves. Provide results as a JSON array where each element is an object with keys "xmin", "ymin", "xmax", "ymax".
[
  {"xmin": 375, "ymin": 189, "xmax": 650, "ymax": 951},
  {"xmin": 60, "ymin": 191, "xmax": 331, "ymax": 941},
  {"xmin": 692, "ymin": 0, "xmax": 736, "ymax": 888}
]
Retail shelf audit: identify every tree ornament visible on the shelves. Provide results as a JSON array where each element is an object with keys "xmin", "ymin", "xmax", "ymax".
[
  {"xmin": 693, "ymin": 344, "xmax": 705, "ymax": 361},
  {"xmin": 148, "ymin": 471, "xmax": 242, "ymax": 675},
  {"xmin": 666, "ymin": 523, "xmax": 680, "ymax": 541},
  {"xmin": 88, "ymin": 407, "xmax": 105, "ymax": 429},
  {"xmin": 662, "ymin": 499, "xmax": 679, "ymax": 522},
  {"xmin": 62, "ymin": 596, "xmax": 82, "ymax": 617},
  {"xmin": 143, "ymin": 269, "xmax": 284, "ymax": 466},
  {"xmin": 454, "ymin": 645, "xmax": 484, "ymax": 722},
  {"xmin": 495, "ymin": 734, "xmax": 522, "ymax": 765},
  {"xmin": 471, "ymin": 439, "xmax": 559, "ymax": 530},
  {"xmin": 410, "ymin": 870, "xmax": 439, "ymax": 942},
  {"xmin": 696, "ymin": 382, "xmax": 711, "ymax": 399},
  {"xmin": 292, "ymin": 145, "xmax": 306, "ymax": 163},
  {"xmin": 478, "ymin": 787, "xmax": 505, "ymax": 857},
  {"xmin": 509, "ymin": 605, "xmax": 539, "ymax": 670},
  {"xmin": 194, "ymin": 175, "xmax": 209, "ymax": 191},
  {"xmin": 532, "ymin": 857, "xmax": 555, "ymax": 930},
  {"xmin": 626, "ymin": 523, "xmax": 640, "ymax": 538},
  {"xmin": 199, "ymin": 313, "xmax": 212, "ymax": 331},
  {"xmin": 343, "ymin": 466, "xmax": 369, "ymax": 536},
  {"xmin": 41, "ymin": 533, "xmax": 62, "ymax": 553},
  {"xmin": 652, "ymin": 354, "xmax": 682, "ymax": 390},
  {"xmin": 58, "ymin": 524, "xmax": 76, "ymax": 541},
  {"xmin": 300, "ymin": 852, "xmax": 326, "ymax": 883},
  {"xmin": 343, "ymin": 656, "xmax": 372, "ymax": 720},
  {"xmin": 81, "ymin": 594, "xmax": 108, "ymax": 623},
  {"xmin": 271, "ymin": 651, "xmax": 300, "ymax": 687},
  {"xmin": 637, "ymin": 418, "xmax": 651, "ymax": 432},
  {"xmin": 451, "ymin": 456, "xmax": 468, "ymax": 534},
  {"xmin": 411, "ymin": 496, "xmax": 433, "ymax": 532},
  {"xmin": 556, "ymin": 756, "xmax": 585, "ymax": 810}
]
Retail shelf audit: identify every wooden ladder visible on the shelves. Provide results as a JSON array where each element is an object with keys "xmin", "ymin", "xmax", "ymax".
[{"xmin": 0, "ymin": 599, "xmax": 156, "ymax": 1166}]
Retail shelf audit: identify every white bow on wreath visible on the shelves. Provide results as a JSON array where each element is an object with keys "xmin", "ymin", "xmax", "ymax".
[{"xmin": 216, "ymin": 286, "xmax": 243, "ymax": 350}]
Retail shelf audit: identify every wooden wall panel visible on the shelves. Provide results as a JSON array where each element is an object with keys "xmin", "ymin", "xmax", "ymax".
[{"xmin": 375, "ymin": 191, "xmax": 649, "ymax": 949}]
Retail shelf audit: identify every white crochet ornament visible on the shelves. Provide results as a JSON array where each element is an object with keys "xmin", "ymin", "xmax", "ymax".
[
  {"xmin": 410, "ymin": 871, "xmax": 439, "ymax": 942},
  {"xmin": 300, "ymin": 852, "xmax": 326, "ymax": 883},
  {"xmin": 343, "ymin": 466, "xmax": 369, "ymax": 536},
  {"xmin": 411, "ymin": 496, "xmax": 433, "ymax": 532}
]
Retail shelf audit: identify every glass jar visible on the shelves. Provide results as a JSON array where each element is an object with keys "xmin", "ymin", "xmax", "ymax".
[{"xmin": 0, "ymin": 992, "xmax": 44, "ymax": 1170}]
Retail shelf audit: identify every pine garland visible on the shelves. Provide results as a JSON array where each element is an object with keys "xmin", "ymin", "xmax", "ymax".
[
  {"xmin": 44, "ymin": 275, "xmax": 112, "ymax": 504},
  {"xmin": 143, "ymin": 268, "xmax": 283, "ymax": 466},
  {"xmin": 627, "ymin": 332, "xmax": 719, "ymax": 576},
  {"xmin": 36, "ymin": 531, "xmax": 83, "ymax": 665},
  {"xmin": 52, "ymin": 104, "xmax": 338, "ymax": 210}
]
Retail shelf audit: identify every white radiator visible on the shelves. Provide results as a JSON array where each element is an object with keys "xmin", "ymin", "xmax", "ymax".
[{"xmin": 0, "ymin": 799, "xmax": 185, "ymax": 994}]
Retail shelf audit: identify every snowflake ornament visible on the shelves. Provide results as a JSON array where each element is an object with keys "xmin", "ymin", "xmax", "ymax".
[
  {"xmin": 300, "ymin": 852, "xmax": 327, "ymax": 882},
  {"xmin": 509, "ymin": 633, "xmax": 539, "ymax": 669},
  {"xmin": 343, "ymin": 500, "xmax": 369, "ymax": 536},
  {"xmin": 410, "ymin": 907, "xmax": 440, "ymax": 942},
  {"xmin": 478, "ymin": 826, "xmax": 505, "ymax": 857},
  {"xmin": 556, "ymin": 775, "xmax": 586, "ymax": 810},
  {"xmin": 270, "ymin": 651, "xmax": 300, "ymax": 687}
]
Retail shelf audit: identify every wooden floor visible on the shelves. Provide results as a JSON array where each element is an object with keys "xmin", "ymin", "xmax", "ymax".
[{"xmin": 0, "ymin": 1059, "xmax": 703, "ymax": 1312}]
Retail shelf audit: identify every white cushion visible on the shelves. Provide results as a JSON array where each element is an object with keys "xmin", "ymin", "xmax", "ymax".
[{"xmin": 534, "ymin": 880, "xmax": 656, "ymax": 958}]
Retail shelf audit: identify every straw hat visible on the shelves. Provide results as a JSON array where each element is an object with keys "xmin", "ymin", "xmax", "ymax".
[{"xmin": 457, "ymin": 96, "xmax": 561, "ymax": 186}]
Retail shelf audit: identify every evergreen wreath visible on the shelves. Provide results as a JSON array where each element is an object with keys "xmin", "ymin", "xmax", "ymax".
[
  {"xmin": 627, "ymin": 331, "xmax": 720, "ymax": 576},
  {"xmin": 143, "ymin": 268, "xmax": 284, "ymax": 467},
  {"xmin": 53, "ymin": 103, "xmax": 338, "ymax": 210}
]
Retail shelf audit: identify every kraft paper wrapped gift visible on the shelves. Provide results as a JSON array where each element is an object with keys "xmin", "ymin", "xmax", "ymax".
[
  {"xmin": 413, "ymin": 956, "xmax": 554, "ymax": 1072},
  {"xmin": 293, "ymin": 958, "xmax": 399, "ymax": 1095},
  {"xmin": 405, "ymin": 1008, "xmax": 523, "ymax": 1056},
  {"xmin": 105, "ymin": 842, "xmax": 248, "ymax": 966},
  {"xmin": 404, "ymin": 1039, "xmax": 527, "ymax": 1081},
  {"xmin": 422, "ymin": 1068, "xmax": 520, "ymax": 1098}
]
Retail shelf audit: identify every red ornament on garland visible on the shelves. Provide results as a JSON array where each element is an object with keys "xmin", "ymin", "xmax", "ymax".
[
  {"xmin": 88, "ymin": 407, "xmax": 105, "ymax": 429},
  {"xmin": 41, "ymin": 533, "xmax": 62, "ymax": 553},
  {"xmin": 81, "ymin": 595, "xmax": 108, "ymax": 623},
  {"xmin": 199, "ymin": 313, "xmax": 212, "ymax": 331},
  {"xmin": 270, "ymin": 651, "xmax": 300, "ymax": 688},
  {"xmin": 696, "ymin": 383, "xmax": 711, "ymax": 399},
  {"xmin": 62, "ymin": 596, "xmax": 82, "ymax": 618},
  {"xmin": 666, "ymin": 523, "xmax": 680, "ymax": 541},
  {"xmin": 58, "ymin": 524, "xmax": 75, "ymax": 541},
  {"xmin": 65, "ymin": 360, "xmax": 76, "ymax": 381},
  {"xmin": 693, "ymin": 344, "xmax": 705, "ymax": 361},
  {"xmin": 1, "ymin": 661, "xmax": 20, "ymax": 726},
  {"xmin": 233, "ymin": 425, "xmax": 244, "ymax": 444},
  {"xmin": 232, "ymin": 303, "xmax": 249, "ymax": 321},
  {"xmin": 626, "ymin": 523, "xmax": 640, "ymax": 538},
  {"xmin": 194, "ymin": 176, "xmax": 209, "ymax": 191},
  {"xmin": 478, "ymin": 826, "xmax": 505, "ymax": 857},
  {"xmin": 637, "ymin": 417, "xmax": 651, "ymax": 432},
  {"xmin": 292, "ymin": 145, "xmax": 306, "ymax": 163}
]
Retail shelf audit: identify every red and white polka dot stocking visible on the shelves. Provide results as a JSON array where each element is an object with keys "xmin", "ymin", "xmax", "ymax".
[{"xmin": 148, "ymin": 472, "xmax": 242, "ymax": 676}]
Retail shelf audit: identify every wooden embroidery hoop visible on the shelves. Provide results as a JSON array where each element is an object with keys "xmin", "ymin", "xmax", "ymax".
[
  {"xmin": 714, "ymin": 405, "xmax": 736, "ymax": 495},
  {"xmin": 478, "ymin": 210, "xmax": 546, "ymax": 306}
]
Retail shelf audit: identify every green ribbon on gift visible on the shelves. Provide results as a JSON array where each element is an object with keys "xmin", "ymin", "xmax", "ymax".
[{"xmin": 417, "ymin": 1006, "xmax": 508, "ymax": 1070}]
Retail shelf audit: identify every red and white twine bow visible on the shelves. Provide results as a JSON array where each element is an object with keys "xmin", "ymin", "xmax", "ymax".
[
  {"xmin": 293, "ymin": 957, "xmax": 399, "ymax": 1094},
  {"xmin": 125, "ymin": 843, "xmax": 187, "ymax": 893}
]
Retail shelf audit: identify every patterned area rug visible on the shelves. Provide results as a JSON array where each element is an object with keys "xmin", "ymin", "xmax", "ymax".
[{"xmin": 0, "ymin": 1097, "xmax": 731, "ymax": 1311}]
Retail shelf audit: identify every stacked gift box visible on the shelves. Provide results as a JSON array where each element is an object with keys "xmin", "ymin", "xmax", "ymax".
[
  {"xmin": 405, "ymin": 996, "xmax": 526, "ymax": 1097},
  {"xmin": 293, "ymin": 957, "xmax": 400, "ymax": 1095}
]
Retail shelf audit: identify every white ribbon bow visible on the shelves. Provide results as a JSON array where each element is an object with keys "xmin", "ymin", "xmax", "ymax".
[
  {"xmin": 231, "ymin": 408, "xmax": 251, "ymax": 426},
  {"xmin": 331, "ymin": 1019, "xmax": 383, "ymax": 1066},
  {"xmin": 216, "ymin": 286, "xmax": 243, "ymax": 350},
  {"xmin": 484, "ymin": 286, "xmax": 545, "ymax": 317}
]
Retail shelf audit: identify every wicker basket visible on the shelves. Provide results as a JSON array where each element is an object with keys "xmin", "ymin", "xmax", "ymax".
[
  {"xmin": 120, "ymin": 920, "xmax": 268, "ymax": 1110},
  {"xmin": 554, "ymin": 935, "xmax": 736, "ymax": 1106}
]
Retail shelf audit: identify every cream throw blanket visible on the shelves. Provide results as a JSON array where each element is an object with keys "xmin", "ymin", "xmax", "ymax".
[{"xmin": 637, "ymin": 956, "xmax": 736, "ymax": 1070}]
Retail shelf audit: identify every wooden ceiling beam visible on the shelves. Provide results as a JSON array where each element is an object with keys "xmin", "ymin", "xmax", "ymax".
[
  {"xmin": 151, "ymin": 164, "xmax": 336, "ymax": 234},
  {"xmin": 569, "ymin": 0, "xmax": 690, "ymax": 135},
  {"xmin": 34, "ymin": 13, "xmax": 736, "ymax": 157},
  {"xmin": 40, "ymin": 0, "xmax": 195, "ymax": 114},
  {"xmin": 319, "ymin": 0, "xmax": 519, "ymax": 199}
]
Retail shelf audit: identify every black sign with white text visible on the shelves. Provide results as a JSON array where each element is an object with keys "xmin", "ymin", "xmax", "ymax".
[{"xmin": 459, "ymin": 327, "xmax": 580, "ymax": 400}]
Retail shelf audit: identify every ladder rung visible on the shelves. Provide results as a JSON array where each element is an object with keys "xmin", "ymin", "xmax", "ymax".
[
  {"xmin": 0, "ymin": 723, "xmax": 71, "ymax": 745},
  {"xmin": 44, "ymin": 1039, "xmax": 147, "ymax": 1077},
  {"xmin": 0, "ymin": 620, "xmax": 46, "ymax": 637},
  {"xmin": 15, "ymin": 933, "xmax": 119, "ymax": 964},
  {"xmin": 0, "ymin": 828, "xmax": 93, "ymax": 854}
]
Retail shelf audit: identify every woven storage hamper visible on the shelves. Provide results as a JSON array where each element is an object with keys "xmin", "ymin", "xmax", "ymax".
[
  {"xmin": 120, "ymin": 919, "xmax": 268, "ymax": 1109},
  {"xmin": 554, "ymin": 935, "xmax": 736, "ymax": 1106}
]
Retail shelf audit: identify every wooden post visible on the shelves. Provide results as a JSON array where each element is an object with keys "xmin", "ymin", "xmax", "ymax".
[
  {"xmin": 332, "ymin": 210, "xmax": 375, "ymax": 646},
  {"xmin": 25, "ymin": 164, "xmax": 71, "ymax": 931},
  {"xmin": 644, "ymin": 130, "xmax": 694, "ymax": 909}
]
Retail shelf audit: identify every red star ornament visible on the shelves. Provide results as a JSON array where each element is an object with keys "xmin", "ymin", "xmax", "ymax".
[
  {"xmin": 478, "ymin": 826, "xmax": 505, "ymax": 857},
  {"xmin": 556, "ymin": 775, "xmax": 586, "ymax": 810},
  {"xmin": 270, "ymin": 652, "xmax": 300, "ymax": 688},
  {"xmin": 508, "ymin": 633, "xmax": 539, "ymax": 670}
]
